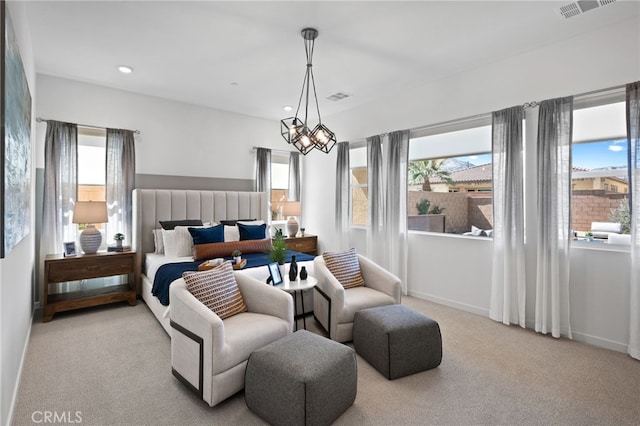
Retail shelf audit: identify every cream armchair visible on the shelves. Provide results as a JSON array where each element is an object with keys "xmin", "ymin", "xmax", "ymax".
[
  {"xmin": 169, "ymin": 273, "xmax": 293, "ymax": 407},
  {"xmin": 313, "ymin": 254, "xmax": 402, "ymax": 343}
]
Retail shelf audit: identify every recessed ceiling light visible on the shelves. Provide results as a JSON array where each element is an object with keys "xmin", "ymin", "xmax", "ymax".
[
  {"xmin": 283, "ymin": 105, "xmax": 293, "ymax": 112},
  {"xmin": 118, "ymin": 65, "xmax": 133, "ymax": 74}
]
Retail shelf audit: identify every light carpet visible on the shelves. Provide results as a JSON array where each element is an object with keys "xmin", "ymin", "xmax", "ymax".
[{"xmin": 12, "ymin": 297, "xmax": 640, "ymax": 425}]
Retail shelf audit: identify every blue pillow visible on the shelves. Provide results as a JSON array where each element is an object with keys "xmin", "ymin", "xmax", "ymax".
[
  {"xmin": 188, "ymin": 225, "xmax": 224, "ymax": 245},
  {"xmin": 238, "ymin": 223, "xmax": 266, "ymax": 241}
]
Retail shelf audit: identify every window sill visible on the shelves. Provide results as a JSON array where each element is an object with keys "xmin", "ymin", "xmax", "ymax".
[
  {"xmin": 408, "ymin": 230, "xmax": 493, "ymax": 240},
  {"xmin": 571, "ymin": 240, "xmax": 630, "ymax": 253}
]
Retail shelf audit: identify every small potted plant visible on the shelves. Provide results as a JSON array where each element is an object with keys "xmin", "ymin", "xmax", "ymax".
[
  {"xmin": 268, "ymin": 234, "xmax": 287, "ymax": 278},
  {"xmin": 232, "ymin": 249, "xmax": 242, "ymax": 264},
  {"xmin": 114, "ymin": 233, "xmax": 125, "ymax": 248},
  {"xmin": 300, "ymin": 227, "xmax": 306, "ymax": 237},
  {"xmin": 584, "ymin": 231, "xmax": 594, "ymax": 242}
]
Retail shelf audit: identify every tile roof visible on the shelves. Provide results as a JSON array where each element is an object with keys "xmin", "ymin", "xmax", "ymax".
[{"xmin": 431, "ymin": 163, "xmax": 492, "ymax": 184}]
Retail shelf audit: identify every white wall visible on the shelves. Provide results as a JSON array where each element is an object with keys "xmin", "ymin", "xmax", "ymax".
[
  {"xmin": 35, "ymin": 75, "xmax": 285, "ymax": 177},
  {"xmin": 305, "ymin": 17, "xmax": 639, "ymax": 353},
  {"xmin": 1, "ymin": 3, "xmax": 36, "ymax": 425}
]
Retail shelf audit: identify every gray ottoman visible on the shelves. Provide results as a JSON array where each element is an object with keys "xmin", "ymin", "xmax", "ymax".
[
  {"xmin": 245, "ymin": 330, "xmax": 357, "ymax": 426},
  {"xmin": 353, "ymin": 304, "xmax": 442, "ymax": 380}
]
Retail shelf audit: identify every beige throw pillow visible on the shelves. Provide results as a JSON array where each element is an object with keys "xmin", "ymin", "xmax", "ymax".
[
  {"xmin": 182, "ymin": 262, "xmax": 248, "ymax": 320},
  {"xmin": 322, "ymin": 248, "xmax": 365, "ymax": 289}
]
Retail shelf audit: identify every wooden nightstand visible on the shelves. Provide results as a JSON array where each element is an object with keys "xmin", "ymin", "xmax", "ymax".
[
  {"xmin": 283, "ymin": 234, "xmax": 318, "ymax": 255},
  {"xmin": 43, "ymin": 251, "xmax": 139, "ymax": 322}
]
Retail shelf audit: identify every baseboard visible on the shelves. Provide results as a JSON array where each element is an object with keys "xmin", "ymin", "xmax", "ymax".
[
  {"xmin": 568, "ymin": 330, "xmax": 628, "ymax": 354},
  {"xmin": 7, "ymin": 308, "xmax": 34, "ymax": 426},
  {"xmin": 409, "ymin": 291, "xmax": 633, "ymax": 355},
  {"xmin": 407, "ymin": 290, "xmax": 490, "ymax": 318}
]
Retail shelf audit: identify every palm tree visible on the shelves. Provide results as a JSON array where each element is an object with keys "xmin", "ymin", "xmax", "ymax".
[{"xmin": 408, "ymin": 159, "xmax": 453, "ymax": 191}]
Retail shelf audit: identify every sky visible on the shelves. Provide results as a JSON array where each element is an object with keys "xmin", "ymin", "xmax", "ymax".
[
  {"xmin": 452, "ymin": 138, "xmax": 627, "ymax": 171},
  {"xmin": 572, "ymin": 139, "xmax": 627, "ymax": 169}
]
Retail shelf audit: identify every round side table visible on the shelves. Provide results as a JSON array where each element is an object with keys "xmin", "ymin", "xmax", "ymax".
[{"xmin": 279, "ymin": 275, "xmax": 318, "ymax": 330}]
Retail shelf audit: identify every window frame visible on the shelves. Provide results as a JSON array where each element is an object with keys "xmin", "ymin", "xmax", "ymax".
[
  {"xmin": 408, "ymin": 118, "xmax": 493, "ymax": 236},
  {"xmin": 571, "ymin": 94, "xmax": 631, "ymax": 249}
]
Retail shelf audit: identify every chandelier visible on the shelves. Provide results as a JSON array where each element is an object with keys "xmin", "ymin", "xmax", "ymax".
[{"xmin": 280, "ymin": 28, "xmax": 337, "ymax": 155}]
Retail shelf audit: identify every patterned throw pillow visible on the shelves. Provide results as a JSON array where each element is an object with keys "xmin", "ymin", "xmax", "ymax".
[
  {"xmin": 322, "ymin": 248, "xmax": 365, "ymax": 289},
  {"xmin": 182, "ymin": 262, "xmax": 248, "ymax": 320}
]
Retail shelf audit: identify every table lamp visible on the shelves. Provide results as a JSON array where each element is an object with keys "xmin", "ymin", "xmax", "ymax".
[
  {"xmin": 282, "ymin": 201, "xmax": 301, "ymax": 237},
  {"xmin": 73, "ymin": 201, "xmax": 108, "ymax": 254}
]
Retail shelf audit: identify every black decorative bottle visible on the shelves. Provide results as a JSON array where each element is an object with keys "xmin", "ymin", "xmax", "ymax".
[
  {"xmin": 288, "ymin": 255, "xmax": 298, "ymax": 281},
  {"xmin": 299, "ymin": 266, "xmax": 308, "ymax": 280}
]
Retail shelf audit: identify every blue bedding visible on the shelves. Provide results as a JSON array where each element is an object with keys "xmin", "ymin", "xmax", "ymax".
[{"xmin": 151, "ymin": 250, "xmax": 314, "ymax": 306}]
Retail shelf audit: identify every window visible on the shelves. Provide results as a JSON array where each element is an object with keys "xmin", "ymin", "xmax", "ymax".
[
  {"xmin": 408, "ymin": 124, "xmax": 492, "ymax": 234},
  {"xmin": 77, "ymin": 128, "xmax": 106, "ymax": 202},
  {"xmin": 77, "ymin": 128, "xmax": 106, "ymax": 240},
  {"xmin": 572, "ymin": 101, "xmax": 630, "ymax": 238},
  {"xmin": 271, "ymin": 153, "xmax": 290, "ymax": 221},
  {"xmin": 350, "ymin": 145, "xmax": 367, "ymax": 226}
]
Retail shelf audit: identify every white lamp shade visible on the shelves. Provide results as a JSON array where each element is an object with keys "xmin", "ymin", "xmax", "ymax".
[
  {"xmin": 282, "ymin": 201, "xmax": 301, "ymax": 217},
  {"xmin": 73, "ymin": 201, "xmax": 108, "ymax": 224}
]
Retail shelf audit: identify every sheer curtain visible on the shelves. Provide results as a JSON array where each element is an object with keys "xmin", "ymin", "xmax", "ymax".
[
  {"xmin": 255, "ymin": 148, "xmax": 272, "ymax": 222},
  {"xmin": 41, "ymin": 121, "xmax": 78, "ymax": 256},
  {"xmin": 490, "ymin": 106, "xmax": 526, "ymax": 327},
  {"xmin": 535, "ymin": 96, "xmax": 573, "ymax": 339},
  {"xmin": 383, "ymin": 130, "xmax": 409, "ymax": 293},
  {"xmin": 366, "ymin": 135, "xmax": 384, "ymax": 263},
  {"xmin": 335, "ymin": 142, "xmax": 351, "ymax": 250},
  {"xmin": 288, "ymin": 152, "xmax": 300, "ymax": 202},
  {"xmin": 627, "ymin": 81, "xmax": 640, "ymax": 360},
  {"xmin": 105, "ymin": 129, "xmax": 136, "ymax": 246}
]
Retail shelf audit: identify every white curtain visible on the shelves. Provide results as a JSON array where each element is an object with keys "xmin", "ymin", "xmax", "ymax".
[
  {"xmin": 490, "ymin": 106, "xmax": 526, "ymax": 327},
  {"xmin": 335, "ymin": 142, "xmax": 351, "ymax": 250},
  {"xmin": 383, "ymin": 131, "xmax": 409, "ymax": 293},
  {"xmin": 41, "ymin": 121, "xmax": 78, "ymax": 256},
  {"xmin": 105, "ymin": 129, "xmax": 136, "ymax": 246},
  {"xmin": 255, "ymin": 148, "xmax": 272, "ymax": 222},
  {"xmin": 627, "ymin": 81, "xmax": 640, "ymax": 360},
  {"xmin": 40, "ymin": 121, "xmax": 78, "ymax": 302},
  {"xmin": 535, "ymin": 96, "xmax": 573, "ymax": 339},
  {"xmin": 366, "ymin": 135, "xmax": 384, "ymax": 264},
  {"xmin": 364, "ymin": 131, "xmax": 409, "ymax": 290},
  {"xmin": 288, "ymin": 152, "xmax": 300, "ymax": 202}
]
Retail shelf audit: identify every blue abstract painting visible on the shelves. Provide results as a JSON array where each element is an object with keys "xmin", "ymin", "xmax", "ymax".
[{"xmin": 2, "ymin": 3, "xmax": 32, "ymax": 257}]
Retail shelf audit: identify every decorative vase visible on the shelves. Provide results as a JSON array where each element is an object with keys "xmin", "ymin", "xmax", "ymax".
[
  {"xmin": 116, "ymin": 239, "xmax": 123, "ymax": 248},
  {"xmin": 234, "ymin": 256, "xmax": 241, "ymax": 264},
  {"xmin": 299, "ymin": 266, "xmax": 308, "ymax": 280},
  {"xmin": 289, "ymin": 255, "xmax": 298, "ymax": 281},
  {"xmin": 79, "ymin": 225, "xmax": 102, "ymax": 254},
  {"xmin": 286, "ymin": 217, "xmax": 299, "ymax": 238}
]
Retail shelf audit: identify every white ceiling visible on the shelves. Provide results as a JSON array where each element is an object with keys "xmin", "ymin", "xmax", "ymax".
[{"xmin": 25, "ymin": 1, "xmax": 639, "ymax": 121}]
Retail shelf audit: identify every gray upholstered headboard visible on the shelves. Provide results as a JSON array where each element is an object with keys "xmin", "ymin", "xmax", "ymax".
[{"xmin": 132, "ymin": 189, "xmax": 269, "ymax": 269}]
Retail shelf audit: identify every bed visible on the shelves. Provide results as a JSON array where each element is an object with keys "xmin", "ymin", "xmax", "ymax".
[{"xmin": 132, "ymin": 189, "xmax": 315, "ymax": 334}]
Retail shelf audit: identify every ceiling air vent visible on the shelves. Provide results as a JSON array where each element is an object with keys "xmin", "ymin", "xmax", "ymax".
[
  {"xmin": 557, "ymin": 0, "xmax": 616, "ymax": 19},
  {"xmin": 326, "ymin": 92, "xmax": 352, "ymax": 102}
]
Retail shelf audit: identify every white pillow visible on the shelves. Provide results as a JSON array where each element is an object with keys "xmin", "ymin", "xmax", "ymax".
[
  {"xmin": 224, "ymin": 225, "xmax": 240, "ymax": 242},
  {"xmin": 153, "ymin": 229, "xmax": 164, "ymax": 254},
  {"xmin": 162, "ymin": 230, "xmax": 177, "ymax": 256},
  {"xmin": 471, "ymin": 225, "xmax": 483, "ymax": 236},
  {"xmin": 163, "ymin": 226, "xmax": 200, "ymax": 257}
]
